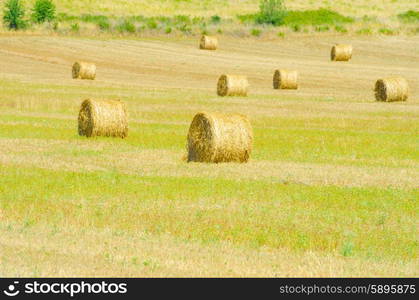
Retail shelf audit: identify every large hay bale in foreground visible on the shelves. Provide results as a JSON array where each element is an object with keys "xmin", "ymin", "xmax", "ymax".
[
  {"xmin": 217, "ymin": 75, "xmax": 248, "ymax": 96},
  {"xmin": 72, "ymin": 61, "xmax": 96, "ymax": 80},
  {"xmin": 199, "ymin": 35, "xmax": 218, "ymax": 50},
  {"xmin": 187, "ymin": 112, "xmax": 253, "ymax": 163},
  {"xmin": 273, "ymin": 69, "xmax": 298, "ymax": 89},
  {"xmin": 374, "ymin": 77, "xmax": 409, "ymax": 102},
  {"xmin": 78, "ymin": 99, "xmax": 128, "ymax": 138},
  {"xmin": 331, "ymin": 44, "xmax": 352, "ymax": 61}
]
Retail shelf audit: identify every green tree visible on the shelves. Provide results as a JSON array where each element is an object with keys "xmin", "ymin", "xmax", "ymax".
[
  {"xmin": 256, "ymin": 0, "xmax": 287, "ymax": 26},
  {"xmin": 32, "ymin": 0, "xmax": 55, "ymax": 23},
  {"xmin": 3, "ymin": 0, "xmax": 26, "ymax": 30}
]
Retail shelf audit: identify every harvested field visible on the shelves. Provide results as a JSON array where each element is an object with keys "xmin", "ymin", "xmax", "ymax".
[{"xmin": 0, "ymin": 33, "xmax": 418, "ymax": 277}]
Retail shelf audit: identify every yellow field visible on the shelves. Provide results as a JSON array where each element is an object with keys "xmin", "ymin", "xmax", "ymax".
[{"xmin": 0, "ymin": 32, "xmax": 417, "ymax": 277}]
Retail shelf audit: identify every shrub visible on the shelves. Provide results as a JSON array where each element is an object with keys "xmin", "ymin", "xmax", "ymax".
[
  {"xmin": 97, "ymin": 19, "xmax": 110, "ymax": 31},
  {"xmin": 334, "ymin": 25, "xmax": 348, "ymax": 33},
  {"xmin": 116, "ymin": 19, "xmax": 136, "ymax": 33},
  {"xmin": 398, "ymin": 10, "xmax": 419, "ymax": 23},
  {"xmin": 165, "ymin": 26, "xmax": 172, "ymax": 34},
  {"xmin": 284, "ymin": 8, "xmax": 353, "ymax": 26},
  {"xmin": 211, "ymin": 15, "xmax": 221, "ymax": 24},
  {"xmin": 277, "ymin": 31, "xmax": 285, "ymax": 38},
  {"xmin": 356, "ymin": 28, "xmax": 372, "ymax": 35},
  {"xmin": 379, "ymin": 27, "xmax": 396, "ymax": 35},
  {"xmin": 31, "ymin": 0, "xmax": 55, "ymax": 23},
  {"xmin": 251, "ymin": 28, "xmax": 262, "ymax": 36},
  {"xmin": 315, "ymin": 25, "xmax": 329, "ymax": 32},
  {"xmin": 3, "ymin": 0, "xmax": 26, "ymax": 30},
  {"xmin": 147, "ymin": 19, "xmax": 158, "ymax": 30},
  {"xmin": 178, "ymin": 23, "xmax": 191, "ymax": 34},
  {"xmin": 292, "ymin": 24, "xmax": 301, "ymax": 32},
  {"xmin": 70, "ymin": 23, "xmax": 79, "ymax": 32},
  {"xmin": 256, "ymin": 0, "xmax": 287, "ymax": 26}
]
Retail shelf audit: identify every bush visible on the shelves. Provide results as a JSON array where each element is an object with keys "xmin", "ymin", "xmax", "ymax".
[
  {"xmin": 116, "ymin": 19, "xmax": 136, "ymax": 33},
  {"xmin": 398, "ymin": 10, "xmax": 419, "ymax": 23},
  {"xmin": 315, "ymin": 25, "xmax": 329, "ymax": 32},
  {"xmin": 256, "ymin": 0, "xmax": 287, "ymax": 26},
  {"xmin": 32, "ymin": 0, "xmax": 55, "ymax": 23},
  {"xmin": 251, "ymin": 28, "xmax": 262, "ymax": 36},
  {"xmin": 292, "ymin": 24, "xmax": 300, "ymax": 32},
  {"xmin": 97, "ymin": 19, "xmax": 110, "ymax": 31},
  {"xmin": 334, "ymin": 25, "xmax": 348, "ymax": 33},
  {"xmin": 379, "ymin": 27, "xmax": 396, "ymax": 35},
  {"xmin": 3, "ymin": 0, "xmax": 26, "ymax": 30},
  {"xmin": 284, "ymin": 8, "xmax": 353, "ymax": 26},
  {"xmin": 70, "ymin": 23, "xmax": 79, "ymax": 32},
  {"xmin": 356, "ymin": 28, "xmax": 372, "ymax": 35},
  {"xmin": 210, "ymin": 15, "xmax": 221, "ymax": 24}
]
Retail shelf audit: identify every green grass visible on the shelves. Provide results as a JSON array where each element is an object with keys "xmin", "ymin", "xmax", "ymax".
[
  {"xmin": 1, "ymin": 110, "xmax": 417, "ymax": 168},
  {"xmin": 1, "ymin": 165, "xmax": 417, "ymax": 259},
  {"xmin": 398, "ymin": 10, "xmax": 419, "ymax": 23},
  {"xmin": 238, "ymin": 8, "xmax": 354, "ymax": 27}
]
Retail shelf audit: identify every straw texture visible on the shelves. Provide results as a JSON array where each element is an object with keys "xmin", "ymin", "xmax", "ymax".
[
  {"xmin": 273, "ymin": 69, "xmax": 298, "ymax": 89},
  {"xmin": 331, "ymin": 44, "xmax": 352, "ymax": 61},
  {"xmin": 72, "ymin": 62, "xmax": 96, "ymax": 80},
  {"xmin": 374, "ymin": 77, "xmax": 409, "ymax": 102},
  {"xmin": 217, "ymin": 75, "xmax": 248, "ymax": 96},
  {"xmin": 78, "ymin": 99, "xmax": 128, "ymax": 138},
  {"xmin": 199, "ymin": 35, "xmax": 218, "ymax": 50},
  {"xmin": 187, "ymin": 112, "xmax": 253, "ymax": 163}
]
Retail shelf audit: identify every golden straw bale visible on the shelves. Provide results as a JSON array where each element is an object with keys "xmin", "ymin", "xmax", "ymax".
[
  {"xmin": 72, "ymin": 62, "xmax": 96, "ymax": 80},
  {"xmin": 374, "ymin": 77, "xmax": 409, "ymax": 102},
  {"xmin": 273, "ymin": 69, "xmax": 298, "ymax": 89},
  {"xmin": 78, "ymin": 99, "xmax": 128, "ymax": 138},
  {"xmin": 217, "ymin": 75, "xmax": 248, "ymax": 96},
  {"xmin": 330, "ymin": 44, "xmax": 352, "ymax": 61},
  {"xmin": 199, "ymin": 35, "xmax": 218, "ymax": 50},
  {"xmin": 187, "ymin": 112, "xmax": 253, "ymax": 163}
]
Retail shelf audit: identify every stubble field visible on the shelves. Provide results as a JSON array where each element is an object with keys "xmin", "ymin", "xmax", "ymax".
[{"xmin": 0, "ymin": 32, "xmax": 418, "ymax": 276}]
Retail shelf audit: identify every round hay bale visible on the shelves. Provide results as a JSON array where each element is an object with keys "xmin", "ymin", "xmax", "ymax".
[
  {"xmin": 72, "ymin": 61, "xmax": 96, "ymax": 80},
  {"xmin": 187, "ymin": 112, "xmax": 253, "ymax": 163},
  {"xmin": 199, "ymin": 35, "xmax": 218, "ymax": 50},
  {"xmin": 330, "ymin": 44, "xmax": 352, "ymax": 61},
  {"xmin": 374, "ymin": 77, "xmax": 409, "ymax": 102},
  {"xmin": 273, "ymin": 69, "xmax": 298, "ymax": 89},
  {"xmin": 217, "ymin": 74, "xmax": 248, "ymax": 97},
  {"xmin": 78, "ymin": 99, "xmax": 128, "ymax": 138}
]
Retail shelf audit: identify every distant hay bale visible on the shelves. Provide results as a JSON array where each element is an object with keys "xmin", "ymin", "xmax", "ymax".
[
  {"xmin": 331, "ymin": 44, "xmax": 352, "ymax": 61},
  {"xmin": 78, "ymin": 99, "xmax": 128, "ymax": 138},
  {"xmin": 199, "ymin": 35, "xmax": 218, "ymax": 50},
  {"xmin": 72, "ymin": 61, "xmax": 96, "ymax": 80},
  {"xmin": 374, "ymin": 77, "xmax": 409, "ymax": 102},
  {"xmin": 273, "ymin": 69, "xmax": 298, "ymax": 89},
  {"xmin": 217, "ymin": 74, "xmax": 248, "ymax": 96},
  {"xmin": 187, "ymin": 112, "xmax": 253, "ymax": 163}
]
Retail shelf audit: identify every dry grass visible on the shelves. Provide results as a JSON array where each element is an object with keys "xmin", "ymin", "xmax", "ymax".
[
  {"xmin": 1, "ymin": 221, "xmax": 417, "ymax": 277},
  {"xmin": 187, "ymin": 112, "xmax": 253, "ymax": 163}
]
